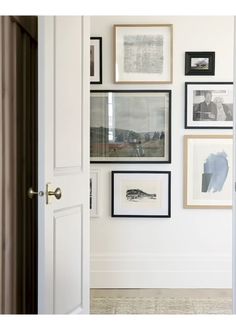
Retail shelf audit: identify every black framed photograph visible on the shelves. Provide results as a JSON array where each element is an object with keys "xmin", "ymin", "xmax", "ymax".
[
  {"xmin": 114, "ymin": 24, "xmax": 173, "ymax": 83},
  {"xmin": 90, "ymin": 90, "xmax": 171, "ymax": 163},
  {"xmin": 185, "ymin": 52, "xmax": 215, "ymax": 76},
  {"xmin": 90, "ymin": 37, "xmax": 102, "ymax": 84},
  {"xmin": 185, "ymin": 82, "xmax": 233, "ymax": 129},
  {"xmin": 111, "ymin": 171, "xmax": 171, "ymax": 218},
  {"xmin": 90, "ymin": 170, "xmax": 100, "ymax": 218}
]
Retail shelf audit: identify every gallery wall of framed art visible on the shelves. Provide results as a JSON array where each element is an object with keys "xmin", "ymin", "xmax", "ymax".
[{"xmin": 90, "ymin": 15, "xmax": 234, "ymax": 289}]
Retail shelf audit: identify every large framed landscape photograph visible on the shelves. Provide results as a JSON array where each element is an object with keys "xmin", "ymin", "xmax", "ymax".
[
  {"xmin": 184, "ymin": 135, "xmax": 233, "ymax": 209},
  {"xmin": 114, "ymin": 24, "xmax": 173, "ymax": 83},
  {"xmin": 185, "ymin": 82, "xmax": 233, "ymax": 129},
  {"xmin": 90, "ymin": 90, "xmax": 171, "ymax": 163},
  {"xmin": 112, "ymin": 171, "xmax": 171, "ymax": 218}
]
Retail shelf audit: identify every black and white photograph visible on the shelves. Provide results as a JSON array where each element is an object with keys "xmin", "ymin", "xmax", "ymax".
[
  {"xmin": 90, "ymin": 37, "xmax": 102, "ymax": 84},
  {"xmin": 90, "ymin": 90, "xmax": 171, "ymax": 163},
  {"xmin": 114, "ymin": 25, "xmax": 173, "ymax": 83},
  {"xmin": 112, "ymin": 171, "xmax": 171, "ymax": 217},
  {"xmin": 90, "ymin": 170, "xmax": 100, "ymax": 217},
  {"xmin": 185, "ymin": 82, "xmax": 233, "ymax": 129},
  {"xmin": 185, "ymin": 52, "xmax": 215, "ymax": 75}
]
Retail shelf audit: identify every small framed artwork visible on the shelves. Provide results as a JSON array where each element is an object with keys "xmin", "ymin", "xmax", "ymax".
[
  {"xmin": 90, "ymin": 170, "xmax": 100, "ymax": 217},
  {"xmin": 184, "ymin": 135, "xmax": 233, "ymax": 209},
  {"xmin": 112, "ymin": 171, "xmax": 171, "ymax": 218},
  {"xmin": 90, "ymin": 90, "xmax": 171, "ymax": 163},
  {"xmin": 114, "ymin": 24, "xmax": 173, "ymax": 83},
  {"xmin": 185, "ymin": 82, "xmax": 233, "ymax": 129},
  {"xmin": 185, "ymin": 52, "xmax": 215, "ymax": 76},
  {"xmin": 90, "ymin": 37, "xmax": 102, "ymax": 84}
]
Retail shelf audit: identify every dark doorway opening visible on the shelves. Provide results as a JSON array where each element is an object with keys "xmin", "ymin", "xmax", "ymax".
[{"xmin": 0, "ymin": 16, "xmax": 38, "ymax": 314}]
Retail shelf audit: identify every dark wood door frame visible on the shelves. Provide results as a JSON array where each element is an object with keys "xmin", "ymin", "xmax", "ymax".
[{"xmin": 0, "ymin": 16, "xmax": 38, "ymax": 314}]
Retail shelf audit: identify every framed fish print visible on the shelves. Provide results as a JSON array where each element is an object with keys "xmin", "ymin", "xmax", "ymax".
[
  {"xmin": 90, "ymin": 90, "xmax": 171, "ymax": 163},
  {"xmin": 114, "ymin": 24, "xmax": 173, "ymax": 83},
  {"xmin": 184, "ymin": 135, "xmax": 233, "ymax": 209},
  {"xmin": 111, "ymin": 171, "xmax": 171, "ymax": 218}
]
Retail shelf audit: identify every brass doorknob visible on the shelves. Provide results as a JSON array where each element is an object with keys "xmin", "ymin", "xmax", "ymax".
[
  {"xmin": 48, "ymin": 187, "xmax": 62, "ymax": 200},
  {"xmin": 46, "ymin": 183, "xmax": 62, "ymax": 204},
  {"xmin": 28, "ymin": 187, "xmax": 44, "ymax": 199}
]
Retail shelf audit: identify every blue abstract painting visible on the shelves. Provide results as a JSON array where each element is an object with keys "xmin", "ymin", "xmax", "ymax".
[{"xmin": 202, "ymin": 152, "xmax": 229, "ymax": 193}]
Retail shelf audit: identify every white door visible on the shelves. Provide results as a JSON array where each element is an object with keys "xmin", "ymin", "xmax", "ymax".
[{"xmin": 37, "ymin": 16, "xmax": 90, "ymax": 314}]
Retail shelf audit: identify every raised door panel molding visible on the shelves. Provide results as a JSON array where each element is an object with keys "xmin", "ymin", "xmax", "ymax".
[
  {"xmin": 53, "ymin": 206, "xmax": 83, "ymax": 314},
  {"xmin": 54, "ymin": 16, "xmax": 83, "ymax": 171}
]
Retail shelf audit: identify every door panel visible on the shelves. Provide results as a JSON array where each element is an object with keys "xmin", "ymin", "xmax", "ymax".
[
  {"xmin": 54, "ymin": 207, "xmax": 82, "ymax": 314},
  {"xmin": 55, "ymin": 17, "xmax": 82, "ymax": 169},
  {"xmin": 38, "ymin": 16, "xmax": 90, "ymax": 314}
]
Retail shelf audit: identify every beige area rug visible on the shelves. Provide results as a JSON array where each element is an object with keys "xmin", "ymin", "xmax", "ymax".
[{"xmin": 91, "ymin": 297, "xmax": 232, "ymax": 314}]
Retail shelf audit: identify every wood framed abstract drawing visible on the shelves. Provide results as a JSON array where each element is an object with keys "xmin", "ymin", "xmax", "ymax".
[
  {"xmin": 185, "ymin": 52, "xmax": 215, "ymax": 76},
  {"xmin": 112, "ymin": 171, "xmax": 171, "ymax": 218},
  {"xmin": 185, "ymin": 82, "xmax": 233, "ymax": 129},
  {"xmin": 114, "ymin": 24, "xmax": 173, "ymax": 83},
  {"xmin": 184, "ymin": 135, "xmax": 233, "ymax": 209},
  {"xmin": 90, "ymin": 37, "xmax": 102, "ymax": 84},
  {"xmin": 90, "ymin": 90, "xmax": 171, "ymax": 163}
]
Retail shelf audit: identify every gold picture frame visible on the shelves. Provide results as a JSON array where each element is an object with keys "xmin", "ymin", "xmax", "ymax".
[
  {"xmin": 114, "ymin": 24, "xmax": 173, "ymax": 84},
  {"xmin": 184, "ymin": 135, "xmax": 233, "ymax": 209}
]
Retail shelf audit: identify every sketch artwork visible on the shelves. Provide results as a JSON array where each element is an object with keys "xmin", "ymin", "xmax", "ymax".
[
  {"xmin": 202, "ymin": 152, "xmax": 229, "ymax": 193},
  {"xmin": 114, "ymin": 25, "xmax": 172, "ymax": 83},
  {"xmin": 126, "ymin": 189, "xmax": 157, "ymax": 201},
  {"xmin": 112, "ymin": 171, "xmax": 171, "ymax": 217},
  {"xmin": 124, "ymin": 35, "xmax": 163, "ymax": 74}
]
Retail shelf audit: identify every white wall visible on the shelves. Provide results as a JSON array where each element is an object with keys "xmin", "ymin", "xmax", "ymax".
[{"xmin": 90, "ymin": 16, "xmax": 234, "ymax": 288}]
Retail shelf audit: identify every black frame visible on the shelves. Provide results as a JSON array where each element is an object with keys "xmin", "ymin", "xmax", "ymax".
[
  {"xmin": 90, "ymin": 37, "xmax": 102, "ymax": 84},
  {"xmin": 185, "ymin": 52, "xmax": 215, "ymax": 76},
  {"xmin": 90, "ymin": 90, "xmax": 172, "ymax": 164},
  {"xmin": 185, "ymin": 82, "xmax": 233, "ymax": 129},
  {"xmin": 111, "ymin": 171, "xmax": 171, "ymax": 218}
]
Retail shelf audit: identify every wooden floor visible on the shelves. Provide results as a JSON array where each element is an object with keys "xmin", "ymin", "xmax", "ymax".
[{"xmin": 91, "ymin": 288, "xmax": 232, "ymax": 314}]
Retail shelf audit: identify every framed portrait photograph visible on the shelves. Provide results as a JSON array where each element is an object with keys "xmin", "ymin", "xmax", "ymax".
[
  {"xmin": 114, "ymin": 24, "xmax": 173, "ymax": 83},
  {"xmin": 185, "ymin": 82, "xmax": 233, "ymax": 129},
  {"xmin": 90, "ymin": 90, "xmax": 171, "ymax": 163},
  {"xmin": 90, "ymin": 170, "xmax": 100, "ymax": 217},
  {"xmin": 112, "ymin": 171, "xmax": 171, "ymax": 218},
  {"xmin": 90, "ymin": 37, "xmax": 102, "ymax": 84},
  {"xmin": 184, "ymin": 135, "xmax": 233, "ymax": 209},
  {"xmin": 185, "ymin": 52, "xmax": 215, "ymax": 76}
]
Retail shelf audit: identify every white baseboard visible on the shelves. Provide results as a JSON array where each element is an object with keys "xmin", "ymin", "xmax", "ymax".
[{"xmin": 90, "ymin": 254, "xmax": 232, "ymax": 288}]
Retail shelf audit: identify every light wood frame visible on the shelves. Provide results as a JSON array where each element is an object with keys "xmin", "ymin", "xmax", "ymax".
[
  {"xmin": 184, "ymin": 135, "xmax": 233, "ymax": 209},
  {"xmin": 114, "ymin": 24, "xmax": 173, "ymax": 83}
]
